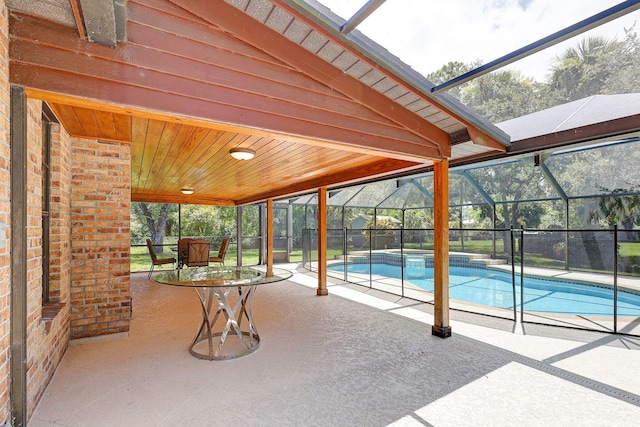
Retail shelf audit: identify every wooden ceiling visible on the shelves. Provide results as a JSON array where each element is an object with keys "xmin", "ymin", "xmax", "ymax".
[
  {"xmin": 38, "ymin": 94, "xmax": 421, "ymax": 205},
  {"xmin": 8, "ymin": 0, "xmax": 507, "ymax": 206}
]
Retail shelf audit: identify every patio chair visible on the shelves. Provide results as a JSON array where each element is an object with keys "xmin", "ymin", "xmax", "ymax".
[
  {"xmin": 146, "ymin": 239, "xmax": 176, "ymax": 279},
  {"xmin": 210, "ymin": 237, "xmax": 230, "ymax": 265},
  {"xmin": 177, "ymin": 237, "xmax": 195, "ymax": 268},
  {"xmin": 186, "ymin": 239, "xmax": 211, "ymax": 267}
]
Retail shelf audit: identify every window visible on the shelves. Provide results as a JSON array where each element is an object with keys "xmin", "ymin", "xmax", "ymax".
[{"xmin": 41, "ymin": 109, "xmax": 52, "ymax": 302}]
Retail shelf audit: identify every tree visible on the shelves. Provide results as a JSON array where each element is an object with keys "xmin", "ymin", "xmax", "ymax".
[
  {"xmin": 601, "ymin": 26, "xmax": 640, "ymax": 94},
  {"xmin": 362, "ymin": 217, "xmax": 398, "ymax": 249},
  {"xmin": 180, "ymin": 205, "xmax": 236, "ymax": 240},
  {"xmin": 404, "ymin": 208, "xmax": 433, "ymax": 229},
  {"xmin": 427, "ymin": 61, "xmax": 546, "ymax": 123},
  {"xmin": 469, "ymin": 160, "xmax": 554, "ymax": 229},
  {"xmin": 133, "ymin": 203, "xmax": 173, "ymax": 254},
  {"xmin": 595, "ymin": 185, "xmax": 640, "ymax": 238},
  {"xmin": 461, "ymin": 70, "xmax": 547, "ymax": 122},
  {"xmin": 427, "ymin": 60, "xmax": 479, "ymax": 100},
  {"xmin": 548, "ymin": 35, "xmax": 622, "ymax": 103}
]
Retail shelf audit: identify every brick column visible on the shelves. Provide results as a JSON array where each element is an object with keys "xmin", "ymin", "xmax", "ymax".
[{"xmin": 70, "ymin": 138, "xmax": 131, "ymax": 339}]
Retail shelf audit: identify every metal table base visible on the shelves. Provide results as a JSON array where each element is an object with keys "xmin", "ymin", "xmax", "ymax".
[
  {"xmin": 190, "ymin": 285, "xmax": 259, "ymax": 360},
  {"xmin": 153, "ymin": 266, "xmax": 292, "ymax": 360}
]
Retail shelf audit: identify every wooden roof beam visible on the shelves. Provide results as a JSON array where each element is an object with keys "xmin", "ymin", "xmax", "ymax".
[
  {"xmin": 235, "ymin": 157, "xmax": 424, "ymax": 205},
  {"xmin": 131, "ymin": 191, "xmax": 235, "ymax": 206}
]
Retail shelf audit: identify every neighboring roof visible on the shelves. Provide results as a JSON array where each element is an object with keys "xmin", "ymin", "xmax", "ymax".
[
  {"xmin": 498, "ymin": 93, "xmax": 640, "ymax": 142},
  {"xmin": 492, "ymin": 93, "xmax": 640, "ymax": 156}
]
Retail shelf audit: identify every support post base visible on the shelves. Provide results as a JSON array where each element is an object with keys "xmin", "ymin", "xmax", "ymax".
[
  {"xmin": 432, "ymin": 325, "xmax": 452, "ymax": 338},
  {"xmin": 316, "ymin": 289, "xmax": 328, "ymax": 296}
]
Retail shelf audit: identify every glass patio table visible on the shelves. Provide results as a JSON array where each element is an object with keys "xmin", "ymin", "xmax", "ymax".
[{"xmin": 153, "ymin": 266, "xmax": 292, "ymax": 360}]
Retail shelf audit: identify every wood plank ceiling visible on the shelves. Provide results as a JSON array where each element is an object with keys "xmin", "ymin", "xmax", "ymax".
[{"xmin": 7, "ymin": 0, "xmax": 508, "ymax": 206}]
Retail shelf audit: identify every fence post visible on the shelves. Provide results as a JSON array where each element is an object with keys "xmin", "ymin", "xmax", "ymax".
[
  {"xmin": 510, "ymin": 227, "xmax": 517, "ymax": 322},
  {"xmin": 400, "ymin": 226, "xmax": 405, "ymax": 298},
  {"xmin": 520, "ymin": 226, "xmax": 525, "ymax": 324},
  {"xmin": 343, "ymin": 227, "xmax": 348, "ymax": 282},
  {"xmin": 614, "ymin": 225, "xmax": 618, "ymax": 333},
  {"xmin": 368, "ymin": 228, "xmax": 373, "ymax": 289},
  {"xmin": 564, "ymin": 200, "xmax": 570, "ymax": 270}
]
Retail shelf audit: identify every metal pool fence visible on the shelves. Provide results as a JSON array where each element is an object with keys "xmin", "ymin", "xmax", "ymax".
[{"xmin": 302, "ymin": 227, "xmax": 640, "ymax": 337}]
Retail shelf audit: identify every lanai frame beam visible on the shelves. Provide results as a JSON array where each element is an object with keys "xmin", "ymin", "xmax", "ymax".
[{"xmin": 433, "ymin": 0, "xmax": 640, "ymax": 93}]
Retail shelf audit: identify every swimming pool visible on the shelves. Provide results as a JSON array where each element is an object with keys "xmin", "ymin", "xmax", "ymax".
[{"xmin": 329, "ymin": 263, "xmax": 640, "ymax": 317}]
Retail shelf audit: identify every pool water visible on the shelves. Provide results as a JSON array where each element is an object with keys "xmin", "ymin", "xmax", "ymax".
[{"xmin": 329, "ymin": 263, "xmax": 640, "ymax": 317}]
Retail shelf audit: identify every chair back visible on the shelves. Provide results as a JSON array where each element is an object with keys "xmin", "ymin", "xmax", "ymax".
[
  {"xmin": 217, "ymin": 238, "xmax": 230, "ymax": 259},
  {"xmin": 186, "ymin": 240, "xmax": 210, "ymax": 267},
  {"xmin": 178, "ymin": 238, "xmax": 194, "ymax": 255},
  {"xmin": 146, "ymin": 239, "xmax": 158, "ymax": 262},
  {"xmin": 210, "ymin": 238, "xmax": 230, "ymax": 265}
]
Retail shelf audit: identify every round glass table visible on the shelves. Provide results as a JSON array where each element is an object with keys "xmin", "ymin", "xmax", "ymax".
[{"xmin": 153, "ymin": 266, "xmax": 292, "ymax": 360}]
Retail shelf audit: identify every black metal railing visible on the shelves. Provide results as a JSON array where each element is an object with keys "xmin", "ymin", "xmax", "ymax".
[{"xmin": 302, "ymin": 226, "xmax": 640, "ymax": 337}]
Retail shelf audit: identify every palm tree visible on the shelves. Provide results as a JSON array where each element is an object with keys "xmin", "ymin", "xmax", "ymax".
[{"xmin": 548, "ymin": 36, "xmax": 620, "ymax": 102}]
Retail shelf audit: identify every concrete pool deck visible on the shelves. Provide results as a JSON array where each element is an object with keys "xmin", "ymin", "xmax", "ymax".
[{"xmin": 31, "ymin": 264, "xmax": 640, "ymax": 426}]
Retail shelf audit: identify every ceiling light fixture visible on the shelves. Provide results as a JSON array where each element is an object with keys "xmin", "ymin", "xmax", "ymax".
[
  {"xmin": 229, "ymin": 148, "xmax": 256, "ymax": 160},
  {"xmin": 181, "ymin": 188, "xmax": 194, "ymax": 195}
]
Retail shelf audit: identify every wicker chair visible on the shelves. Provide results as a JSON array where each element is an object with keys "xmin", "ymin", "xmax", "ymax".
[
  {"xmin": 209, "ymin": 238, "xmax": 229, "ymax": 265},
  {"xmin": 146, "ymin": 239, "xmax": 176, "ymax": 278},
  {"xmin": 185, "ymin": 239, "xmax": 210, "ymax": 267}
]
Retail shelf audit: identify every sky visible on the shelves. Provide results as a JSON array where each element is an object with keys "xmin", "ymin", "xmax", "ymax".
[{"xmin": 315, "ymin": 0, "xmax": 640, "ymax": 83}]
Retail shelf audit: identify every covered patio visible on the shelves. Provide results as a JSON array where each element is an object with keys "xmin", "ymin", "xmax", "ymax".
[
  {"xmin": 3, "ymin": 0, "xmax": 640, "ymax": 425},
  {"xmin": 31, "ymin": 267, "xmax": 640, "ymax": 426}
]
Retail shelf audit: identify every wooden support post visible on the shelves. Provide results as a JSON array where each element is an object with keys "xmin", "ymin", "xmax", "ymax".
[
  {"xmin": 432, "ymin": 159, "xmax": 452, "ymax": 338},
  {"xmin": 266, "ymin": 199, "xmax": 273, "ymax": 277},
  {"xmin": 317, "ymin": 187, "xmax": 328, "ymax": 296}
]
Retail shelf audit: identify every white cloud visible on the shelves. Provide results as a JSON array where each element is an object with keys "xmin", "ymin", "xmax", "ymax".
[{"xmin": 319, "ymin": 0, "xmax": 640, "ymax": 82}]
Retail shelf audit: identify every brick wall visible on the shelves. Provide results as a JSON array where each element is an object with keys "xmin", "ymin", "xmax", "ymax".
[
  {"xmin": 24, "ymin": 98, "xmax": 45, "ymax": 416},
  {"xmin": 49, "ymin": 122, "xmax": 72, "ymax": 304},
  {"xmin": 70, "ymin": 138, "xmax": 131, "ymax": 339},
  {"xmin": 0, "ymin": 1, "xmax": 10, "ymax": 423},
  {"xmin": 24, "ymin": 104, "xmax": 73, "ymax": 417}
]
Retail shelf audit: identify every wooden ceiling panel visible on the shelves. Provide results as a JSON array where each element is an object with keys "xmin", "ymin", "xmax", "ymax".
[
  {"xmin": 48, "ymin": 103, "xmax": 84, "ymax": 136},
  {"xmin": 48, "ymin": 103, "xmax": 132, "ymax": 142}
]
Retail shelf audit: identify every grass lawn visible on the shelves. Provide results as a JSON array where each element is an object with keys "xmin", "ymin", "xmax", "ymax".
[
  {"xmin": 131, "ymin": 245, "xmax": 303, "ymax": 273},
  {"xmin": 619, "ymin": 241, "xmax": 640, "ymax": 257}
]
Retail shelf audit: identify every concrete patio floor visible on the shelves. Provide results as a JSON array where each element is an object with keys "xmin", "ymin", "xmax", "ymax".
[{"xmin": 31, "ymin": 264, "xmax": 640, "ymax": 426}]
